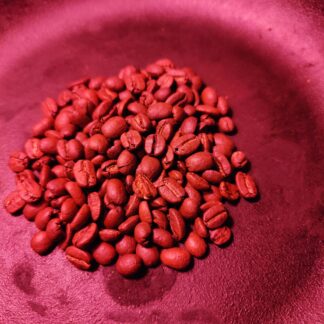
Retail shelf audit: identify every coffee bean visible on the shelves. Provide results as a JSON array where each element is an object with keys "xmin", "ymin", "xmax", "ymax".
[
  {"xmin": 118, "ymin": 215, "xmax": 139, "ymax": 234},
  {"xmin": 185, "ymin": 152, "xmax": 214, "ymax": 172},
  {"xmin": 147, "ymin": 102, "xmax": 173, "ymax": 120},
  {"xmin": 194, "ymin": 217, "xmax": 209, "ymax": 238},
  {"xmin": 231, "ymin": 151, "xmax": 248, "ymax": 169},
  {"xmin": 22, "ymin": 201, "xmax": 48, "ymax": 221},
  {"xmin": 152, "ymin": 228, "xmax": 174, "ymax": 248},
  {"xmin": 46, "ymin": 218, "xmax": 65, "ymax": 242},
  {"xmin": 104, "ymin": 207, "xmax": 124, "ymax": 229},
  {"xmin": 157, "ymin": 177, "xmax": 185, "ymax": 204},
  {"xmin": 31, "ymin": 231, "xmax": 54, "ymax": 255},
  {"xmin": 35, "ymin": 207, "xmax": 56, "ymax": 230},
  {"xmin": 184, "ymin": 232, "xmax": 207, "ymax": 258},
  {"xmin": 72, "ymin": 223, "xmax": 98, "ymax": 249},
  {"xmin": 169, "ymin": 208, "xmax": 186, "ymax": 241},
  {"xmin": 152, "ymin": 210, "xmax": 168, "ymax": 230},
  {"xmin": 105, "ymin": 179, "xmax": 128, "ymax": 205},
  {"xmin": 120, "ymin": 130, "xmax": 142, "ymax": 151},
  {"xmin": 235, "ymin": 172, "xmax": 258, "ymax": 199},
  {"xmin": 180, "ymin": 116, "xmax": 198, "ymax": 134},
  {"xmin": 93, "ymin": 242, "xmax": 116, "ymax": 266},
  {"xmin": 134, "ymin": 222, "xmax": 152, "ymax": 246},
  {"xmin": 117, "ymin": 150, "xmax": 137, "ymax": 175},
  {"xmin": 8, "ymin": 151, "xmax": 29, "ymax": 173},
  {"xmin": 217, "ymin": 96, "xmax": 230, "ymax": 116},
  {"xmin": 137, "ymin": 156, "xmax": 161, "ymax": 180},
  {"xmin": 213, "ymin": 152, "xmax": 232, "ymax": 177},
  {"xmin": 213, "ymin": 133, "xmax": 235, "ymax": 157},
  {"xmin": 201, "ymin": 87, "xmax": 218, "ymax": 106},
  {"xmin": 116, "ymin": 235, "xmax": 136, "ymax": 255},
  {"xmin": 144, "ymin": 134, "xmax": 166, "ymax": 156},
  {"xmin": 133, "ymin": 173, "xmax": 157, "ymax": 200},
  {"xmin": 125, "ymin": 194, "xmax": 140, "ymax": 217},
  {"xmin": 219, "ymin": 181, "xmax": 240, "ymax": 201},
  {"xmin": 70, "ymin": 204, "xmax": 90, "ymax": 231},
  {"xmin": 179, "ymin": 198, "xmax": 200, "ymax": 220},
  {"xmin": 138, "ymin": 201, "xmax": 153, "ymax": 223},
  {"xmin": 116, "ymin": 254, "xmax": 142, "ymax": 277},
  {"xmin": 172, "ymin": 134, "xmax": 200, "ymax": 156},
  {"xmin": 73, "ymin": 160, "xmax": 96, "ymax": 188},
  {"xmin": 102, "ymin": 116, "xmax": 127, "ymax": 138},
  {"xmin": 160, "ymin": 247, "xmax": 191, "ymax": 270},
  {"xmin": 203, "ymin": 204, "xmax": 228, "ymax": 229},
  {"xmin": 202, "ymin": 170, "xmax": 223, "ymax": 184},
  {"xmin": 218, "ymin": 117, "xmax": 235, "ymax": 133},
  {"xmin": 130, "ymin": 113, "xmax": 152, "ymax": 133},
  {"xmin": 16, "ymin": 170, "xmax": 43, "ymax": 203},
  {"xmin": 4, "ymin": 191, "xmax": 26, "ymax": 214},
  {"xmin": 186, "ymin": 172, "xmax": 210, "ymax": 191},
  {"xmin": 66, "ymin": 246, "xmax": 92, "ymax": 270},
  {"xmin": 210, "ymin": 226, "xmax": 232, "ymax": 245},
  {"xmin": 65, "ymin": 181, "xmax": 86, "ymax": 206}
]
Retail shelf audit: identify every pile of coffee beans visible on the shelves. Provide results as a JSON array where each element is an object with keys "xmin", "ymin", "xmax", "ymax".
[{"xmin": 3, "ymin": 59, "xmax": 258, "ymax": 276}]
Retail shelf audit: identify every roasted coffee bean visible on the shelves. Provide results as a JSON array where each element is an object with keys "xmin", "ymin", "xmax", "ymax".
[
  {"xmin": 66, "ymin": 246, "xmax": 92, "ymax": 270},
  {"xmin": 210, "ymin": 226, "xmax": 232, "ymax": 245},
  {"xmin": 219, "ymin": 181, "xmax": 240, "ymax": 201},
  {"xmin": 137, "ymin": 156, "xmax": 161, "ymax": 180},
  {"xmin": 213, "ymin": 133, "xmax": 235, "ymax": 157},
  {"xmin": 156, "ymin": 118, "xmax": 175, "ymax": 142},
  {"xmin": 120, "ymin": 130, "xmax": 142, "ymax": 151},
  {"xmin": 168, "ymin": 170, "xmax": 184, "ymax": 185},
  {"xmin": 152, "ymin": 210, "xmax": 168, "ymax": 230},
  {"xmin": 57, "ymin": 139, "xmax": 83, "ymax": 161},
  {"xmin": 102, "ymin": 116, "xmax": 127, "ymax": 138},
  {"xmin": 203, "ymin": 204, "xmax": 228, "ymax": 229},
  {"xmin": 231, "ymin": 151, "xmax": 248, "ymax": 169},
  {"xmin": 186, "ymin": 172, "xmax": 210, "ymax": 190},
  {"xmin": 73, "ymin": 160, "xmax": 96, "ymax": 188},
  {"xmin": 107, "ymin": 139, "xmax": 123, "ymax": 159},
  {"xmin": 158, "ymin": 177, "xmax": 185, "ymax": 204},
  {"xmin": 169, "ymin": 208, "xmax": 186, "ymax": 241},
  {"xmin": 218, "ymin": 116, "xmax": 235, "ymax": 133},
  {"xmin": 160, "ymin": 247, "xmax": 191, "ymax": 270},
  {"xmin": 24, "ymin": 138, "xmax": 44, "ymax": 159},
  {"xmin": 127, "ymin": 102, "xmax": 147, "ymax": 115},
  {"xmin": 46, "ymin": 218, "xmax": 65, "ymax": 242},
  {"xmin": 179, "ymin": 198, "xmax": 199, "ymax": 220},
  {"xmin": 4, "ymin": 191, "xmax": 26, "ymax": 214},
  {"xmin": 136, "ymin": 244, "xmax": 159, "ymax": 267},
  {"xmin": 202, "ymin": 170, "xmax": 223, "ymax": 184},
  {"xmin": 213, "ymin": 152, "xmax": 232, "ymax": 177},
  {"xmin": 125, "ymin": 195, "xmax": 140, "ymax": 217},
  {"xmin": 201, "ymin": 86, "xmax": 218, "ymax": 106},
  {"xmin": 22, "ymin": 201, "xmax": 48, "ymax": 221},
  {"xmin": 185, "ymin": 232, "xmax": 208, "ymax": 258},
  {"xmin": 144, "ymin": 134, "xmax": 166, "ymax": 156},
  {"xmin": 16, "ymin": 170, "xmax": 43, "ymax": 203},
  {"xmin": 117, "ymin": 150, "xmax": 137, "ymax": 175},
  {"xmin": 99, "ymin": 229, "xmax": 121, "ymax": 242},
  {"xmin": 72, "ymin": 223, "xmax": 98, "ymax": 249},
  {"xmin": 8, "ymin": 152, "xmax": 29, "ymax": 173},
  {"xmin": 185, "ymin": 184, "xmax": 202, "ymax": 204},
  {"xmin": 130, "ymin": 113, "xmax": 152, "ymax": 133},
  {"xmin": 35, "ymin": 207, "xmax": 56, "ymax": 230},
  {"xmin": 116, "ymin": 254, "xmax": 142, "ymax": 277},
  {"xmin": 60, "ymin": 223, "xmax": 72, "ymax": 250},
  {"xmin": 41, "ymin": 97, "xmax": 58, "ymax": 118},
  {"xmin": 180, "ymin": 116, "xmax": 198, "ymax": 134},
  {"xmin": 138, "ymin": 201, "xmax": 153, "ymax": 223},
  {"xmin": 87, "ymin": 134, "xmax": 108, "ymax": 153},
  {"xmin": 70, "ymin": 204, "xmax": 90, "ymax": 231},
  {"xmin": 65, "ymin": 181, "xmax": 86, "ymax": 206},
  {"xmin": 162, "ymin": 146, "xmax": 174, "ymax": 170},
  {"xmin": 152, "ymin": 228, "xmax": 174, "ymax": 248},
  {"xmin": 31, "ymin": 231, "xmax": 54, "ymax": 255},
  {"xmin": 105, "ymin": 179, "xmax": 128, "ymax": 205},
  {"xmin": 217, "ymin": 96, "xmax": 230, "ymax": 116},
  {"xmin": 235, "ymin": 172, "xmax": 258, "ymax": 199},
  {"xmin": 172, "ymin": 134, "xmax": 200, "ymax": 156},
  {"xmin": 185, "ymin": 152, "xmax": 214, "ymax": 172},
  {"xmin": 133, "ymin": 173, "xmax": 157, "ymax": 200},
  {"xmin": 116, "ymin": 235, "xmax": 137, "ymax": 255},
  {"xmin": 60, "ymin": 198, "xmax": 78, "ymax": 223},
  {"xmin": 147, "ymin": 102, "xmax": 173, "ymax": 120},
  {"xmin": 134, "ymin": 222, "xmax": 152, "ymax": 246},
  {"xmin": 118, "ymin": 215, "xmax": 139, "ymax": 234},
  {"xmin": 104, "ymin": 207, "xmax": 124, "ymax": 229},
  {"xmin": 194, "ymin": 217, "xmax": 209, "ymax": 238},
  {"xmin": 93, "ymin": 242, "xmax": 116, "ymax": 266}
]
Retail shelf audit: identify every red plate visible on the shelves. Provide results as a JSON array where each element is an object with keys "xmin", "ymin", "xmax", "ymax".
[{"xmin": 0, "ymin": 1, "xmax": 323, "ymax": 323}]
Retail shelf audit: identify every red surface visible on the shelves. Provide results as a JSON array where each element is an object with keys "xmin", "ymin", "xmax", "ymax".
[{"xmin": 0, "ymin": 1, "xmax": 323, "ymax": 323}]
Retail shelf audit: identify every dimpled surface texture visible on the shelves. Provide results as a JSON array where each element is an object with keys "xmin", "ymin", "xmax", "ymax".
[{"xmin": 0, "ymin": 0, "xmax": 323, "ymax": 323}]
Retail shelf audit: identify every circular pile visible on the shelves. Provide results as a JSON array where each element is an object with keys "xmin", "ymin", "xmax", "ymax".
[{"xmin": 3, "ymin": 58, "xmax": 258, "ymax": 277}]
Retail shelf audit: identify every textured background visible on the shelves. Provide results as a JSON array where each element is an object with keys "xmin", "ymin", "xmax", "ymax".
[{"xmin": 0, "ymin": 0, "xmax": 323, "ymax": 323}]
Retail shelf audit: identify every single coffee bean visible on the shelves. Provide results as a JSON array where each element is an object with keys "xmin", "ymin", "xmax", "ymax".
[
  {"xmin": 186, "ymin": 172, "xmax": 210, "ymax": 190},
  {"xmin": 152, "ymin": 228, "xmax": 174, "ymax": 248},
  {"xmin": 133, "ymin": 174, "xmax": 157, "ymax": 200},
  {"xmin": 92, "ymin": 100, "xmax": 113, "ymax": 120},
  {"xmin": 180, "ymin": 116, "xmax": 198, "ymax": 134},
  {"xmin": 130, "ymin": 113, "xmax": 152, "ymax": 133},
  {"xmin": 116, "ymin": 254, "xmax": 142, "ymax": 277},
  {"xmin": 202, "ymin": 169, "xmax": 223, "ymax": 184},
  {"xmin": 147, "ymin": 102, "xmax": 173, "ymax": 120},
  {"xmin": 194, "ymin": 217, "xmax": 209, "ymax": 238},
  {"xmin": 162, "ymin": 146, "xmax": 175, "ymax": 170},
  {"xmin": 102, "ymin": 116, "xmax": 127, "ymax": 138},
  {"xmin": 41, "ymin": 97, "xmax": 58, "ymax": 118},
  {"xmin": 50, "ymin": 195, "xmax": 69, "ymax": 209},
  {"xmin": 158, "ymin": 177, "xmax": 185, "ymax": 204},
  {"xmin": 213, "ymin": 151, "xmax": 232, "ymax": 177},
  {"xmin": 117, "ymin": 150, "xmax": 137, "ymax": 175},
  {"xmin": 116, "ymin": 235, "xmax": 137, "ymax": 255},
  {"xmin": 210, "ymin": 226, "xmax": 232, "ymax": 245},
  {"xmin": 24, "ymin": 138, "xmax": 44, "ymax": 160},
  {"xmin": 169, "ymin": 208, "xmax": 186, "ymax": 241},
  {"xmin": 105, "ymin": 179, "xmax": 128, "ymax": 205},
  {"xmin": 118, "ymin": 215, "xmax": 139, "ymax": 234},
  {"xmin": 219, "ymin": 181, "xmax": 240, "ymax": 201},
  {"xmin": 184, "ymin": 232, "xmax": 208, "ymax": 258},
  {"xmin": 31, "ymin": 231, "xmax": 54, "ymax": 255},
  {"xmin": 59, "ymin": 198, "xmax": 78, "ymax": 223},
  {"xmin": 144, "ymin": 134, "xmax": 166, "ymax": 156},
  {"xmin": 136, "ymin": 244, "xmax": 159, "ymax": 267},
  {"xmin": 105, "ymin": 76, "xmax": 125, "ymax": 91},
  {"xmin": 231, "ymin": 151, "xmax": 248, "ymax": 169},
  {"xmin": 120, "ymin": 130, "xmax": 142, "ymax": 151},
  {"xmin": 104, "ymin": 207, "xmax": 124, "ymax": 229},
  {"xmin": 65, "ymin": 181, "xmax": 86, "ymax": 206},
  {"xmin": 217, "ymin": 96, "xmax": 230, "ymax": 115},
  {"xmin": 172, "ymin": 134, "xmax": 201, "ymax": 156},
  {"xmin": 46, "ymin": 217, "xmax": 65, "ymax": 242},
  {"xmin": 86, "ymin": 192, "xmax": 101, "ymax": 222},
  {"xmin": 124, "ymin": 73, "xmax": 146, "ymax": 94},
  {"xmin": 65, "ymin": 246, "xmax": 92, "ymax": 270},
  {"xmin": 8, "ymin": 151, "xmax": 29, "ymax": 173},
  {"xmin": 57, "ymin": 139, "xmax": 83, "ymax": 161},
  {"xmin": 196, "ymin": 105, "xmax": 220, "ymax": 116},
  {"xmin": 185, "ymin": 152, "xmax": 214, "ymax": 172},
  {"xmin": 218, "ymin": 116, "xmax": 235, "ymax": 133},
  {"xmin": 35, "ymin": 207, "xmax": 56, "ymax": 230},
  {"xmin": 201, "ymin": 86, "xmax": 218, "ymax": 106},
  {"xmin": 127, "ymin": 102, "xmax": 147, "ymax": 115},
  {"xmin": 168, "ymin": 170, "xmax": 184, "ymax": 185},
  {"xmin": 235, "ymin": 172, "xmax": 258, "ymax": 199},
  {"xmin": 3, "ymin": 191, "xmax": 26, "ymax": 214},
  {"xmin": 179, "ymin": 198, "xmax": 199, "ymax": 220},
  {"xmin": 93, "ymin": 242, "xmax": 116, "ymax": 266},
  {"xmin": 160, "ymin": 247, "xmax": 191, "ymax": 270},
  {"xmin": 16, "ymin": 170, "xmax": 43, "ymax": 203},
  {"xmin": 70, "ymin": 204, "xmax": 91, "ymax": 231},
  {"xmin": 185, "ymin": 184, "xmax": 202, "ymax": 204},
  {"xmin": 136, "ymin": 156, "xmax": 161, "ymax": 180},
  {"xmin": 203, "ymin": 204, "xmax": 228, "ymax": 229},
  {"xmin": 138, "ymin": 201, "xmax": 153, "ymax": 223},
  {"xmin": 72, "ymin": 223, "xmax": 98, "ymax": 249},
  {"xmin": 99, "ymin": 229, "xmax": 121, "ymax": 242},
  {"xmin": 39, "ymin": 165, "xmax": 52, "ymax": 187},
  {"xmin": 156, "ymin": 118, "xmax": 175, "ymax": 142},
  {"xmin": 107, "ymin": 140, "xmax": 123, "ymax": 159},
  {"xmin": 152, "ymin": 210, "xmax": 168, "ymax": 230},
  {"xmin": 134, "ymin": 222, "xmax": 152, "ymax": 246},
  {"xmin": 59, "ymin": 223, "xmax": 72, "ymax": 250},
  {"xmin": 73, "ymin": 160, "xmax": 96, "ymax": 188},
  {"xmin": 125, "ymin": 194, "xmax": 140, "ymax": 217},
  {"xmin": 87, "ymin": 134, "xmax": 108, "ymax": 153}
]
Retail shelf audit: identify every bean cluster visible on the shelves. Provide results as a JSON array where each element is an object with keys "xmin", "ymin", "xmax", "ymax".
[{"xmin": 3, "ymin": 59, "xmax": 258, "ymax": 276}]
